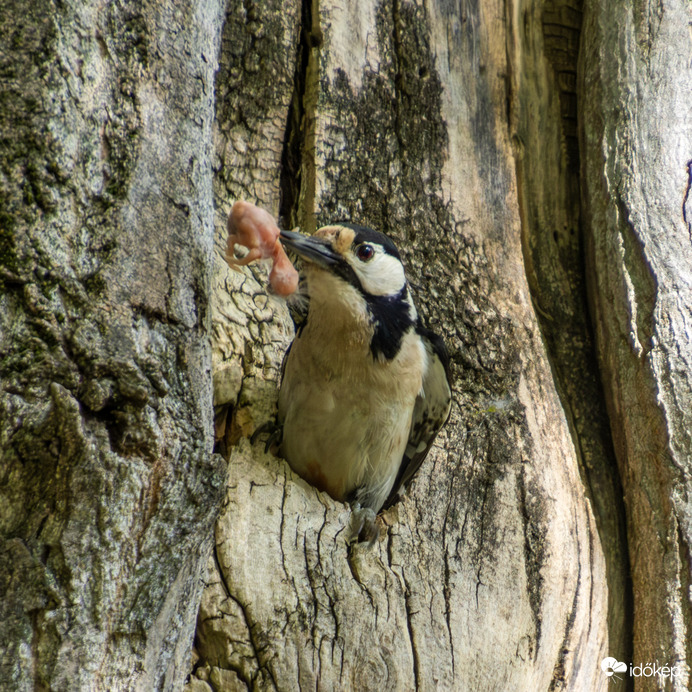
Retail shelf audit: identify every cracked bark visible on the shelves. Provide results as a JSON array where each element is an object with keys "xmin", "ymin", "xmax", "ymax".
[
  {"xmin": 580, "ymin": 0, "xmax": 692, "ymax": 688},
  {"xmin": 197, "ymin": 0, "xmax": 609, "ymax": 690}
]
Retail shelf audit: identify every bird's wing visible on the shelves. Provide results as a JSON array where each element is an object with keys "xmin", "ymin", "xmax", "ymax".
[{"xmin": 383, "ymin": 325, "xmax": 452, "ymax": 508}]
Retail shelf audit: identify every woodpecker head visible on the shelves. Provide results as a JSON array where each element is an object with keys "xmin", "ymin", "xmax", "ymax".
[
  {"xmin": 280, "ymin": 224, "xmax": 409, "ymax": 297},
  {"xmin": 280, "ymin": 224, "xmax": 418, "ymax": 360}
]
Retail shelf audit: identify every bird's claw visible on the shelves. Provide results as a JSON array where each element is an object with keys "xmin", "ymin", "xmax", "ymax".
[
  {"xmin": 349, "ymin": 503, "xmax": 379, "ymax": 546},
  {"xmin": 251, "ymin": 421, "xmax": 283, "ymax": 454}
]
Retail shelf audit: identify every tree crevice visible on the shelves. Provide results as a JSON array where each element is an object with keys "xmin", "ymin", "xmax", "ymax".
[
  {"xmin": 507, "ymin": 0, "xmax": 634, "ymax": 672},
  {"xmin": 279, "ymin": 0, "xmax": 320, "ymax": 233}
]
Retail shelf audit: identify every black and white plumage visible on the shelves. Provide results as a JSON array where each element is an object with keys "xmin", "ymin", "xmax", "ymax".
[{"xmin": 277, "ymin": 223, "xmax": 452, "ymax": 542}]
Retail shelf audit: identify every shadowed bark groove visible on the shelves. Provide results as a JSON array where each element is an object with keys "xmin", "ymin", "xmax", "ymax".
[
  {"xmin": 506, "ymin": 0, "xmax": 632, "ymax": 671},
  {"xmin": 279, "ymin": 0, "xmax": 321, "ymax": 233},
  {"xmin": 581, "ymin": 0, "xmax": 692, "ymax": 687}
]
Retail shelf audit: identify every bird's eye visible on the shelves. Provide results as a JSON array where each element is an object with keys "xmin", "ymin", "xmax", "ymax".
[{"xmin": 355, "ymin": 244, "xmax": 375, "ymax": 262}]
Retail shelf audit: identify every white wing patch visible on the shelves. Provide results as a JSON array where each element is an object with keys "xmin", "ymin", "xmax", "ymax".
[{"xmin": 393, "ymin": 334, "xmax": 452, "ymax": 500}]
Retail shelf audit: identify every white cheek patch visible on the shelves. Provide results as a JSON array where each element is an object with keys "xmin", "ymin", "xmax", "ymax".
[{"xmin": 350, "ymin": 251, "xmax": 407, "ymax": 297}]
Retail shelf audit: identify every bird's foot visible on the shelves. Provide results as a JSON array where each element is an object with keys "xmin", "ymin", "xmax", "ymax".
[
  {"xmin": 348, "ymin": 503, "xmax": 379, "ymax": 546},
  {"xmin": 250, "ymin": 420, "xmax": 283, "ymax": 454}
]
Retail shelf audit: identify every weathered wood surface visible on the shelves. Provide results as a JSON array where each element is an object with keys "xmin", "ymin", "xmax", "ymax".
[
  {"xmin": 581, "ymin": 0, "xmax": 692, "ymax": 688},
  {"xmin": 196, "ymin": 1, "xmax": 609, "ymax": 690},
  {"xmin": 0, "ymin": 1, "xmax": 227, "ymax": 689},
  {"xmin": 508, "ymin": 0, "xmax": 631, "ymax": 666}
]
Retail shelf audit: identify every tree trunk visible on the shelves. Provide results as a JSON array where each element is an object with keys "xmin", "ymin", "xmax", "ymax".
[
  {"xmin": 580, "ymin": 0, "xmax": 692, "ymax": 688},
  {"xmin": 197, "ymin": 1, "xmax": 609, "ymax": 690},
  {"xmin": 508, "ymin": 0, "xmax": 632, "ymax": 669},
  {"xmin": 0, "ymin": 1, "xmax": 227, "ymax": 690},
  {"xmin": 4, "ymin": 0, "xmax": 690, "ymax": 690}
]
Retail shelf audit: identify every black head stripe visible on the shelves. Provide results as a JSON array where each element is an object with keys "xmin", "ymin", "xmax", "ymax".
[
  {"xmin": 335, "ymin": 223, "xmax": 402, "ymax": 260},
  {"xmin": 336, "ymin": 224, "xmax": 410, "ymax": 359},
  {"xmin": 329, "ymin": 257, "xmax": 361, "ymax": 292},
  {"xmin": 324, "ymin": 223, "xmax": 404, "ymax": 301},
  {"xmin": 313, "ymin": 222, "xmax": 411, "ymax": 360}
]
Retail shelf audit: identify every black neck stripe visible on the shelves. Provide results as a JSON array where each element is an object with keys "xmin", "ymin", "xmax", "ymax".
[
  {"xmin": 313, "ymin": 224, "xmax": 411, "ymax": 360},
  {"xmin": 327, "ymin": 260, "xmax": 412, "ymax": 360},
  {"xmin": 367, "ymin": 288, "xmax": 413, "ymax": 360}
]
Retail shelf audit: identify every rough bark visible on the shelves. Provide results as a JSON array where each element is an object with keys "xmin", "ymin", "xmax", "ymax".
[
  {"xmin": 194, "ymin": 1, "xmax": 609, "ymax": 690},
  {"xmin": 507, "ymin": 0, "xmax": 631, "ymax": 666},
  {"xmin": 12, "ymin": 0, "xmax": 690, "ymax": 689},
  {"xmin": 580, "ymin": 0, "xmax": 692, "ymax": 688},
  {"xmin": 0, "ymin": 1, "xmax": 227, "ymax": 690}
]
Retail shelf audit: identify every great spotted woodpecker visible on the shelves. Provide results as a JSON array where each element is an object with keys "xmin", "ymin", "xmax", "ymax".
[{"xmin": 277, "ymin": 224, "xmax": 452, "ymax": 543}]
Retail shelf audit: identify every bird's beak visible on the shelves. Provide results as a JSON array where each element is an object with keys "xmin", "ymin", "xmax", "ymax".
[{"xmin": 279, "ymin": 230, "xmax": 340, "ymax": 268}]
